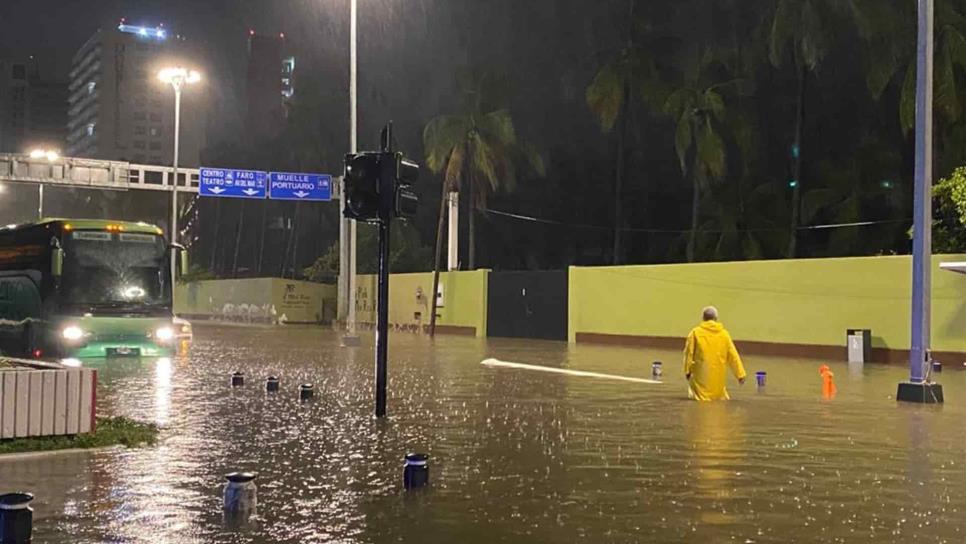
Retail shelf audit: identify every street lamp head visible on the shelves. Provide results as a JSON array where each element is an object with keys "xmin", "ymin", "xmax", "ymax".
[
  {"xmin": 29, "ymin": 148, "xmax": 60, "ymax": 162},
  {"xmin": 158, "ymin": 67, "xmax": 202, "ymax": 87}
]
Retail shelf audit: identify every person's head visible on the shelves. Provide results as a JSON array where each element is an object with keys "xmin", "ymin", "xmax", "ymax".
[{"xmin": 702, "ymin": 306, "xmax": 719, "ymax": 322}]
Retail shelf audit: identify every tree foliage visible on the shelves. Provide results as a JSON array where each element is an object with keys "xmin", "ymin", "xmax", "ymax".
[{"xmin": 933, "ymin": 166, "xmax": 966, "ymax": 253}]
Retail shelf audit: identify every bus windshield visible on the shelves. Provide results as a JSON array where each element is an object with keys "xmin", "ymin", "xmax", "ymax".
[{"xmin": 62, "ymin": 231, "xmax": 170, "ymax": 311}]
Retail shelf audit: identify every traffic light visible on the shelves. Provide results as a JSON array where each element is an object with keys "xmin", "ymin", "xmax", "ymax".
[
  {"xmin": 342, "ymin": 151, "xmax": 419, "ymax": 222},
  {"xmin": 394, "ymin": 155, "xmax": 419, "ymax": 219},
  {"xmin": 344, "ymin": 152, "xmax": 382, "ymax": 221}
]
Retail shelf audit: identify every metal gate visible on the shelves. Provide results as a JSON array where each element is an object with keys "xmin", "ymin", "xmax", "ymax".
[{"xmin": 487, "ymin": 270, "xmax": 568, "ymax": 341}]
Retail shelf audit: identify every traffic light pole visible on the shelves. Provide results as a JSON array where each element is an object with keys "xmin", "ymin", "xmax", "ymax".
[
  {"xmin": 344, "ymin": 122, "xmax": 418, "ymax": 418},
  {"xmin": 375, "ymin": 210, "xmax": 390, "ymax": 417},
  {"xmin": 374, "ymin": 123, "xmax": 393, "ymax": 418}
]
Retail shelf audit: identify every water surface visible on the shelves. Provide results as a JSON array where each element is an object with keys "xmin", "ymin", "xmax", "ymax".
[{"xmin": 1, "ymin": 325, "xmax": 963, "ymax": 543}]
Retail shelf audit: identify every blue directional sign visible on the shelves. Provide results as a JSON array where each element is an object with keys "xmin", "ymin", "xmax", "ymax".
[
  {"xmin": 199, "ymin": 167, "xmax": 268, "ymax": 199},
  {"xmin": 269, "ymin": 172, "xmax": 332, "ymax": 202}
]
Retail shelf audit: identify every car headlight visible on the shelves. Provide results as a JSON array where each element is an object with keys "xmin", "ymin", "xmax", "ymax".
[
  {"xmin": 155, "ymin": 327, "xmax": 175, "ymax": 342},
  {"xmin": 62, "ymin": 326, "xmax": 85, "ymax": 341}
]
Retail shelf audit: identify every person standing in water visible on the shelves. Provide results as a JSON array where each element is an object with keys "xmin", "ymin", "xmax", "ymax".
[{"xmin": 684, "ymin": 306, "xmax": 747, "ymax": 400}]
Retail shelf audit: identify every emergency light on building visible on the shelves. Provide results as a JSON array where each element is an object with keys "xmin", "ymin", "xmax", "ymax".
[{"xmin": 117, "ymin": 23, "xmax": 168, "ymax": 40}]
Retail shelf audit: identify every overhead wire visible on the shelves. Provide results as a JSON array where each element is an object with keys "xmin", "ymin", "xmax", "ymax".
[{"xmin": 482, "ymin": 208, "xmax": 910, "ymax": 235}]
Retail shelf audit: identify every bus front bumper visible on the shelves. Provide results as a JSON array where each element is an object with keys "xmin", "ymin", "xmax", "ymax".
[{"xmin": 66, "ymin": 341, "xmax": 175, "ymax": 359}]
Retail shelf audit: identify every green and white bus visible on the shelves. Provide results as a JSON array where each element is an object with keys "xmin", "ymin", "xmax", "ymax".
[{"xmin": 0, "ymin": 219, "xmax": 188, "ymax": 359}]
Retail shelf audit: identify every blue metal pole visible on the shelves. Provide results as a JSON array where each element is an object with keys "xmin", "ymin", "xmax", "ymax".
[{"xmin": 910, "ymin": 0, "xmax": 934, "ymax": 383}]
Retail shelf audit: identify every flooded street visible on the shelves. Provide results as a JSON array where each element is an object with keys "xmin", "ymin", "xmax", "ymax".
[{"xmin": 2, "ymin": 325, "xmax": 966, "ymax": 543}]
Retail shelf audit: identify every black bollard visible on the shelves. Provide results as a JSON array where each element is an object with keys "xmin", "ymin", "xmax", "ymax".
[
  {"xmin": 299, "ymin": 383, "xmax": 314, "ymax": 401},
  {"xmin": 231, "ymin": 372, "xmax": 244, "ymax": 387},
  {"xmin": 933, "ymin": 361, "xmax": 943, "ymax": 373},
  {"xmin": 651, "ymin": 361, "xmax": 663, "ymax": 379},
  {"xmin": 403, "ymin": 453, "xmax": 430, "ymax": 489},
  {"xmin": 0, "ymin": 492, "xmax": 34, "ymax": 544},
  {"xmin": 223, "ymin": 472, "xmax": 257, "ymax": 524},
  {"xmin": 266, "ymin": 376, "xmax": 280, "ymax": 392}
]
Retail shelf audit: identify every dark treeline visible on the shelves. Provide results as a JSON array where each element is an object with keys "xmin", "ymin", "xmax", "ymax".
[{"xmin": 187, "ymin": 0, "xmax": 966, "ymax": 280}]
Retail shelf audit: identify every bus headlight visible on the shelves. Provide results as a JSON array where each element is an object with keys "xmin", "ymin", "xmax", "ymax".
[
  {"xmin": 62, "ymin": 326, "xmax": 85, "ymax": 341},
  {"xmin": 155, "ymin": 327, "xmax": 175, "ymax": 342}
]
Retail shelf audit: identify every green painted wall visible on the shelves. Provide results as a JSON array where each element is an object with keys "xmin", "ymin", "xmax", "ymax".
[
  {"xmin": 569, "ymin": 255, "xmax": 966, "ymax": 354},
  {"xmin": 355, "ymin": 270, "xmax": 488, "ymax": 337},
  {"xmin": 175, "ymin": 278, "xmax": 336, "ymax": 324}
]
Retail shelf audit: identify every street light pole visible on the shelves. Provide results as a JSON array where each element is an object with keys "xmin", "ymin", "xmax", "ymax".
[
  {"xmin": 159, "ymin": 68, "xmax": 200, "ymax": 290},
  {"xmin": 28, "ymin": 148, "xmax": 58, "ymax": 220},
  {"xmin": 341, "ymin": 0, "xmax": 361, "ymax": 346},
  {"xmin": 898, "ymin": 0, "xmax": 943, "ymax": 403},
  {"xmin": 171, "ymin": 81, "xmax": 183, "ymax": 283}
]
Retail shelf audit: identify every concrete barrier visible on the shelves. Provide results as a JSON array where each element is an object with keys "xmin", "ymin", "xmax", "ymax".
[
  {"xmin": 0, "ymin": 364, "xmax": 96, "ymax": 439},
  {"xmin": 175, "ymin": 278, "xmax": 337, "ymax": 325}
]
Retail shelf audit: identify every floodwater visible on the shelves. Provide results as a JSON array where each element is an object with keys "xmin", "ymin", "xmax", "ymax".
[{"xmin": 2, "ymin": 325, "xmax": 966, "ymax": 543}]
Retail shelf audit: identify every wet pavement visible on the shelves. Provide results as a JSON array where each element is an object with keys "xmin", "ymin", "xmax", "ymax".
[{"xmin": 2, "ymin": 325, "xmax": 966, "ymax": 543}]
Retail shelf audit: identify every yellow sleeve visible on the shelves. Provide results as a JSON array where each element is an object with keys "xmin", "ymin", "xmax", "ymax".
[
  {"xmin": 727, "ymin": 334, "xmax": 747, "ymax": 380},
  {"xmin": 683, "ymin": 330, "xmax": 696, "ymax": 375}
]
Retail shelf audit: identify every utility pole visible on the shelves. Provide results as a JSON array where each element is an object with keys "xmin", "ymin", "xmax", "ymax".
[{"xmin": 898, "ymin": 0, "xmax": 943, "ymax": 403}]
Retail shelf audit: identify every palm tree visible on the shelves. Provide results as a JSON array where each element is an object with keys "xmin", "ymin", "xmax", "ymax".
[
  {"xmin": 663, "ymin": 53, "xmax": 736, "ymax": 262},
  {"xmin": 586, "ymin": 1, "xmax": 662, "ymax": 264},
  {"xmin": 859, "ymin": 0, "xmax": 966, "ymax": 135},
  {"xmin": 700, "ymin": 181, "xmax": 785, "ymax": 262},
  {"xmin": 769, "ymin": 0, "xmax": 860, "ymax": 257},
  {"xmin": 423, "ymin": 69, "xmax": 543, "ymax": 337},
  {"xmin": 423, "ymin": 70, "xmax": 544, "ymax": 270}
]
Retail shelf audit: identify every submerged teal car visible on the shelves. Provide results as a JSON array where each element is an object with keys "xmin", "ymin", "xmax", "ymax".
[{"xmin": 0, "ymin": 219, "xmax": 187, "ymax": 359}]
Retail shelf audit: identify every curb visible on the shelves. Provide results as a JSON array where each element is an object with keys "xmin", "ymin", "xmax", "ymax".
[{"xmin": 0, "ymin": 445, "xmax": 124, "ymax": 462}]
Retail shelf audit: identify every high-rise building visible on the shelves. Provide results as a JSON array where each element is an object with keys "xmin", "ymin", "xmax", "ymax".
[
  {"xmin": 0, "ymin": 59, "xmax": 31, "ymax": 153},
  {"xmin": 66, "ymin": 20, "xmax": 204, "ymax": 166},
  {"xmin": 0, "ymin": 59, "xmax": 67, "ymax": 153},
  {"xmin": 245, "ymin": 31, "xmax": 295, "ymax": 140}
]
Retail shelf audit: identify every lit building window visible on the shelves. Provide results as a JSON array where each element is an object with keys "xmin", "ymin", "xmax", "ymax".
[{"xmin": 281, "ymin": 57, "xmax": 296, "ymax": 99}]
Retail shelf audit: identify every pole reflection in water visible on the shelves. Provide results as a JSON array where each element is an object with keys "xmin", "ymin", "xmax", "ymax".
[{"xmin": 155, "ymin": 357, "xmax": 172, "ymax": 427}]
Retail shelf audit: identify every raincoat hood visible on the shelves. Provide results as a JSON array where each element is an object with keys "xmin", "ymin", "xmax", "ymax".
[{"xmin": 699, "ymin": 320, "xmax": 724, "ymax": 333}]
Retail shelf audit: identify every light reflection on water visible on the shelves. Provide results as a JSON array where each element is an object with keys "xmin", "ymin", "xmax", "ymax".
[{"xmin": 1, "ymin": 325, "xmax": 965, "ymax": 543}]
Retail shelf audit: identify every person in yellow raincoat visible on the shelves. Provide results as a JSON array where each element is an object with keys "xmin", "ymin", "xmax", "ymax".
[{"xmin": 683, "ymin": 306, "xmax": 747, "ymax": 400}]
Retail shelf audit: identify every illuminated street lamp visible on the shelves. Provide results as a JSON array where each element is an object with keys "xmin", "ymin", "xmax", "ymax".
[
  {"xmin": 158, "ymin": 67, "xmax": 201, "ymax": 285},
  {"xmin": 29, "ymin": 148, "xmax": 59, "ymax": 162},
  {"xmin": 28, "ymin": 147, "xmax": 60, "ymax": 219}
]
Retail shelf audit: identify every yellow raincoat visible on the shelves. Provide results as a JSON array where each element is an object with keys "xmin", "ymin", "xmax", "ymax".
[{"xmin": 683, "ymin": 320, "xmax": 747, "ymax": 401}]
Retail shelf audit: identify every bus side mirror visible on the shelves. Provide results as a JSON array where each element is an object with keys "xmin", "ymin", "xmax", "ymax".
[
  {"xmin": 179, "ymin": 249, "xmax": 189, "ymax": 278},
  {"xmin": 52, "ymin": 248, "xmax": 64, "ymax": 277}
]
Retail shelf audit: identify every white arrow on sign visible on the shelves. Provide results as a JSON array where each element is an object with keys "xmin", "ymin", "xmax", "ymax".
[
  {"xmin": 208, "ymin": 187, "xmax": 226, "ymax": 194},
  {"xmin": 242, "ymin": 189, "xmax": 260, "ymax": 196},
  {"xmin": 294, "ymin": 191, "xmax": 310, "ymax": 198}
]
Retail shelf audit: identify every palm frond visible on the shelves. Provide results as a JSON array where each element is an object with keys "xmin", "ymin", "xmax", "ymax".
[
  {"xmin": 586, "ymin": 61, "xmax": 625, "ymax": 132},
  {"xmin": 769, "ymin": 0, "xmax": 796, "ymax": 67},
  {"xmin": 899, "ymin": 62, "xmax": 916, "ymax": 134},
  {"xmin": 470, "ymin": 137, "xmax": 502, "ymax": 197},
  {"xmin": 674, "ymin": 113, "xmax": 692, "ymax": 176},
  {"xmin": 444, "ymin": 142, "xmax": 466, "ymax": 191},
  {"xmin": 697, "ymin": 119, "xmax": 726, "ymax": 181},
  {"xmin": 479, "ymin": 109, "xmax": 518, "ymax": 146},
  {"xmin": 423, "ymin": 115, "xmax": 471, "ymax": 173}
]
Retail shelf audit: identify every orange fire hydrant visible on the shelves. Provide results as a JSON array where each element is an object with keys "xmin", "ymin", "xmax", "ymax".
[{"xmin": 819, "ymin": 364, "xmax": 837, "ymax": 399}]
